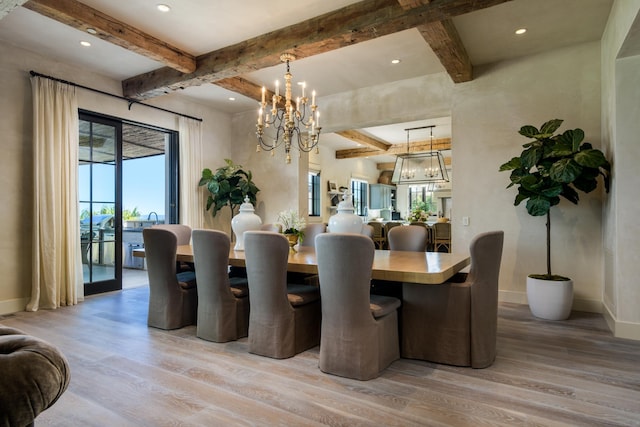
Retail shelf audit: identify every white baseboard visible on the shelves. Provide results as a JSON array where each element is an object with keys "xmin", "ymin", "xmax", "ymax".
[
  {"xmin": 0, "ymin": 297, "xmax": 28, "ymax": 316},
  {"xmin": 603, "ymin": 304, "xmax": 640, "ymax": 341}
]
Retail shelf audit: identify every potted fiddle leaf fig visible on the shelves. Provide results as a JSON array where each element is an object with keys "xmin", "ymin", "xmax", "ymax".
[
  {"xmin": 199, "ymin": 159, "xmax": 260, "ymax": 219},
  {"xmin": 499, "ymin": 119, "xmax": 611, "ymax": 320}
]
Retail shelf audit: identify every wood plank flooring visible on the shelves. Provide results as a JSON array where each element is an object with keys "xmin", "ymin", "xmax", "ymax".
[{"xmin": 1, "ymin": 286, "xmax": 639, "ymax": 426}]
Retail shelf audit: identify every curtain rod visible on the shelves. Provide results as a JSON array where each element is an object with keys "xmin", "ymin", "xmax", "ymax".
[{"xmin": 29, "ymin": 70, "xmax": 203, "ymax": 122}]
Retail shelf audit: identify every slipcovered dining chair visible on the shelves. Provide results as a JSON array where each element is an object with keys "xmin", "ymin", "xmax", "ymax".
[
  {"xmin": 383, "ymin": 222, "xmax": 402, "ymax": 248},
  {"xmin": 361, "ymin": 224, "xmax": 374, "ymax": 239},
  {"xmin": 316, "ymin": 233, "xmax": 400, "ymax": 380},
  {"xmin": 261, "ymin": 223, "xmax": 282, "ymax": 233},
  {"xmin": 192, "ymin": 229, "xmax": 249, "ymax": 342},
  {"xmin": 152, "ymin": 223, "xmax": 194, "ymax": 272},
  {"xmin": 387, "ymin": 224, "xmax": 428, "ymax": 252},
  {"xmin": 402, "ymin": 231, "xmax": 504, "ymax": 368},
  {"xmin": 244, "ymin": 231, "xmax": 321, "ymax": 359},
  {"xmin": 143, "ymin": 228, "xmax": 197, "ymax": 330},
  {"xmin": 299, "ymin": 223, "xmax": 326, "ymax": 248}
]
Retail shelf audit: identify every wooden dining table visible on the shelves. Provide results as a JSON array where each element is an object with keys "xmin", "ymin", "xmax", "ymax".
[{"xmin": 167, "ymin": 245, "xmax": 470, "ymax": 285}]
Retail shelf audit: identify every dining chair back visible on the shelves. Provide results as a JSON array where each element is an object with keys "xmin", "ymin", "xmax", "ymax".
[
  {"xmin": 366, "ymin": 221, "xmax": 385, "ymax": 249},
  {"xmin": 316, "ymin": 233, "xmax": 400, "ymax": 380},
  {"xmin": 260, "ymin": 223, "xmax": 282, "ymax": 233},
  {"xmin": 387, "ymin": 225, "xmax": 428, "ymax": 252},
  {"xmin": 361, "ymin": 224, "xmax": 374, "ymax": 239},
  {"xmin": 143, "ymin": 228, "xmax": 197, "ymax": 330},
  {"xmin": 401, "ymin": 231, "xmax": 504, "ymax": 368},
  {"xmin": 300, "ymin": 223, "xmax": 326, "ymax": 248},
  {"xmin": 152, "ymin": 224, "xmax": 194, "ymax": 271},
  {"xmin": 433, "ymin": 222, "xmax": 452, "ymax": 252},
  {"xmin": 244, "ymin": 231, "xmax": 321, "ymax": 359},
  {"xmin": 192, "ymin": 229, "xmax": 249, "ymax": 342}
]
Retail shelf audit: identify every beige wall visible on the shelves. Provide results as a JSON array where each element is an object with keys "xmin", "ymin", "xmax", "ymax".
[
  {"xmin": 601, "ymin": 0, "xmax": 640, "ymax": 338},
  {"xmin": 0, "ymin": 42, "xmax": 231, "ymax": 314}
]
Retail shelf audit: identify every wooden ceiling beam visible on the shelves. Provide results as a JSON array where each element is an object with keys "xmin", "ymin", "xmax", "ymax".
[
  {"xmin": 397, "ymin": 0, "xmax": 472, "ymax": 82},
  {"xmin": 122, "ymin": 0, "xmax": 512, "ymax": 100},
  {"xmin": 23, "ymin": 0, "xmax": 196, "ymax": 73},
  {"xmin": 1, "ymin": 0, "xmax": 29, "ymax": 20},
  {"xmin": 336, "ymin": 137, "xmax": 451, "ymax": 159},
  {"xmin": 335, "ymin": 130, "xmax": 391, "ymax": 151}
]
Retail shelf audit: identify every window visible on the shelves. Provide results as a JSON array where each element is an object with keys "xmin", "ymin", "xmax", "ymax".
[
  {"xmin": 408, "ymin": 185, "xmax": 437, "ymax": 214},
  {"xmin": 350, "ymin": 178, "xmax": 368, "ymax": 217},
  {"xmin": 308, "ymin": 170, "xmax": 320, "ymax": 217}
]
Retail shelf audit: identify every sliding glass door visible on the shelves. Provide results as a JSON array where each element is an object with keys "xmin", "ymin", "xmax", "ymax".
[{"xmin": 79, "ymin": 112, "xmax": 179, "ymax": 295}]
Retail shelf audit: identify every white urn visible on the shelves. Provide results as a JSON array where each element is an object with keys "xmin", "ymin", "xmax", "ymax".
[
  {"xmin": 231, "ymin": 196, "xmax": 262, "ymax": 250},
  {"xmin": 328, "ymin": 191, "xmax": 363, "ymax": 234}
]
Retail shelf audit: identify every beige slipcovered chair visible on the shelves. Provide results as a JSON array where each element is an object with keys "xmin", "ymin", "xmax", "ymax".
[
  {"xmin": 143, "ymin": 228, "xmax": 197, "ymax": 330},
  {"xmin": 152, "ymin": 223, "xmax": 194, "ymax": 271},
  {"xmin": 387, "ymin": 224, "xmax": 428, "ymax": 252},
  {"xmin": 361, "ymin": 224, "xmax": 374, "ymax": 239},
  {"xmin": 299, "ymin": 223, "xmax": 326, "ymax": 248},
  {"xmin": 316, "ymin": 233, "xmax": 400, "ymax": 380},
  {"xmin": 383, "ymin": 221, "xmax": 402, "ymax": 248},
  {"xmin": 192, "ymin": 229, "xmax": 249, "ymax": 342},
  {"xmin": 402, "ymin": 231, "xmax": 504, "ymax": 368},
  {"xmin": 244, "ymin": 231, "xmax": 321, "ymax": 359},
  {"xmin": 433, "ymin": 222, "xmax": 452, "ymax": 252}
]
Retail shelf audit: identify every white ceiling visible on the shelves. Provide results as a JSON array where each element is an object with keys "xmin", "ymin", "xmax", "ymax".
[{"xmin": 0, "ymin": 0, "xmax": 613, "ymax": 159}]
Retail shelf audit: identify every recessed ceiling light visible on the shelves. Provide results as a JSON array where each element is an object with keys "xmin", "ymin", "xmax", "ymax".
[
  {"xmin": 157, "ymin": 4, "xmax": 170, "ymax": 12},
  {"xmin": 80, "ymin": 41, "xmax": 91, "ymax": 47},
  {"xmin": 228, "ymin": 97, "xmax": 236, "ymax": 101},
  {"xmin": 391, "ymin": 59, "xmax": 401, "ymax": 64},
  {"xmin": 86, "ymin": 28, "xmax": 97, "ymax": 35},
  {"xmin": 515, "ymin": 28, "xmax": 527, "ymax": 35}
]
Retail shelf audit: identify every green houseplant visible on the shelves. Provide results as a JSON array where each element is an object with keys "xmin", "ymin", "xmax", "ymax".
[
  {"xmin": 499, "ymin": 119, "xmax": 611, "ymax": 319},
  {"xmin": 199, "ymin": 159, "xmax": 260, "ymax": 218},
  {"xmin": 277, "ymin": 209, "xmax": 305, "ymax": 250}
]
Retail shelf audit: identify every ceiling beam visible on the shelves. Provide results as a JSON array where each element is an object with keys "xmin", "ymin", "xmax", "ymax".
[
  {"xmin": 122, "ymin": 0, "xmax": 512, "ymax": 100},
  {"xmin": 23, "ymin": 0, "xmax": 196, "ymax": 73},
  {"xmin": 397, "ymin": 0, "xmax": 472, "ymax": 82},
  {"xmin": 1, "ymin": 0, "xmax": 28, "ymax": 19},
  {"xmin": 335, "ymin": 130, "xmax": 391, "ymax": 151},
  {"xmin": 336, "ymin": 137, "xmax": 451, "ymax": 159}
]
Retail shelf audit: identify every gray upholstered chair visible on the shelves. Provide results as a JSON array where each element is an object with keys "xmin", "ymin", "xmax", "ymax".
[
  {"xmin": 143, "ymin": 228, "xmax": 197, "ymax": 330},
  {"xmin": 152, "ymin": 223, "xmax": 194, "ymax": 271},
  {"xmin": 299, "ymin": 223, "xmax": 326, "ymax": 248},
  {"xmin": 383, "ymin": 222, "xmax": 402, "ymax": 248},
  {"xmin": 433, "ymin": 222, "xmax": 452, "ymax": 252},
  {"xmin": 244, "ymin": 231, "xmax": 321, "ymax": 359},
  {"xmin": 387, "ymin": 224, "xmax": 428, "ymax": 252},
  {"xmin": 315, "ymin": 233, "xmax": 401, "ymax": 380},
  {"xmin": 192, "ymin": 229, "xmax": 249, "ymax": 342},
  {"xmin": 0, "ymin": 326, "xmax": 70, "ymax": 427},
  {"xmin": 361, "ymin": 224, "xmax": 374, "ymax": 239},
  {"xmin": 402, "ymin": 231, "xmax": 504, "ymax": 368}
]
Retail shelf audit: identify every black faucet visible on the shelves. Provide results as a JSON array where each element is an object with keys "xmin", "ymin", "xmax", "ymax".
[{"xmin": 147, "ymin": 212, "xmax": 159, "ymax": 223}]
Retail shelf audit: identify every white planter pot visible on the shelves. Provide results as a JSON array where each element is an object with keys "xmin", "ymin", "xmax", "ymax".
[{"xmin": 526, "ymin": 276, "xmax": 573, "ymax": 320}]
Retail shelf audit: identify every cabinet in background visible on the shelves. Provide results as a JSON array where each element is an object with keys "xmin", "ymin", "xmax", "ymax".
[{"xmin": 369, "ymin": 184, "xmax": 395, "ymax": 210}]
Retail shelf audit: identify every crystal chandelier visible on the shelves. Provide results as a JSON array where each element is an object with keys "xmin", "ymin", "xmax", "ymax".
[
  {"xmin": 256, "ymin": 53, "xmax": 321, "ymax": 164},
  {"xmin": 391, "ymin": 125, "xmax": 449, "ymax": 185}
]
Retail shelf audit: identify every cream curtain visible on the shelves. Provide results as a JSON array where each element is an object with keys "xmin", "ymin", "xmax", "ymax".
[
  {"xmin": 27, "ymin": 76, "xmax": 84, "ymax": 311},
  {"xmin": 178, "ymin": 116, "xmax": 205, "ymax": 229}
]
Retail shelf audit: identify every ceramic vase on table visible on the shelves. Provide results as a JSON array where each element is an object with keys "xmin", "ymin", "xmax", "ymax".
[
  {"xmin": 328, "ymin": 191, "xmax": 363, "ymax": 234},
  {"xmin": 231, "ymin": 196, "xmax": 262, "ymax": 250}
]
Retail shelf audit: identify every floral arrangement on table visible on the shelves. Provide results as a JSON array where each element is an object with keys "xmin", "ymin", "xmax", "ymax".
[
  {"xmin": 277, "ymin": 209, "xmax": 306, "ymax": 243},
  {"xmin": 408, "ymin": 207, "xmax": 431, "ymax": 223}
]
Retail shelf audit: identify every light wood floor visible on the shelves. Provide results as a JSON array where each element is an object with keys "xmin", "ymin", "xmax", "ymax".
[{"xmin": 2, "ymin": 286, "xmax": 639, "ymax": 427}]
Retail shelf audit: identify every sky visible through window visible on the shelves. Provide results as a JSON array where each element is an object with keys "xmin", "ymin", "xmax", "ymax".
[{"xmin": 79, "ymin": 155, "xmax": 165, "ymax": 219}]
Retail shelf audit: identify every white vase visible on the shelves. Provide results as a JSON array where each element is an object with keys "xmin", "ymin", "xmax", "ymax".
[
  {"xmin": 328, "ymin": 191, "xmax": 363, "ymax": 234},
  {"xmin": 231, "ymin": 196, "xmax": 262, "ymax": 251},
  {"xmin": 526, "ymin": 276, "xmax": 573, "ymax": 320}
]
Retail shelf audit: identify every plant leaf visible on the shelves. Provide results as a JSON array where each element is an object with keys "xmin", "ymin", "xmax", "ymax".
[
  {"xmin": 574, "ymin": 149, "xmax": 608, "ymax": 168},
  {"xmin": 521, "ymin": 146, "xmax": 543, "ymax": 170},
  {"xmin": 549, "ymin": 158, "xmax": 582, "ymax": 183},
  {"xmin": 526, "ymin": 196, "xmax": 551, "ymax": 216},
  {"xmin": 499, "ymin": 157, "xmax": 521, "ymax": 171},
  {"xmin": 560, "ymin": 184, "xmax": 580, "ymax": 204},
  {"xmin": 539, "ymin": 119, "xmax": 563, "ymax": 136},
  {"xmin": 519, "ymin": 125, "xmax": 540, "ymax": 138}
]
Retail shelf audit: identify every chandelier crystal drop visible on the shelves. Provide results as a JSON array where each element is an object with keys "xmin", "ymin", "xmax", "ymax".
[{"xmin": 255, "ymin": 53, "xmax": 321, "ymax": 164}]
